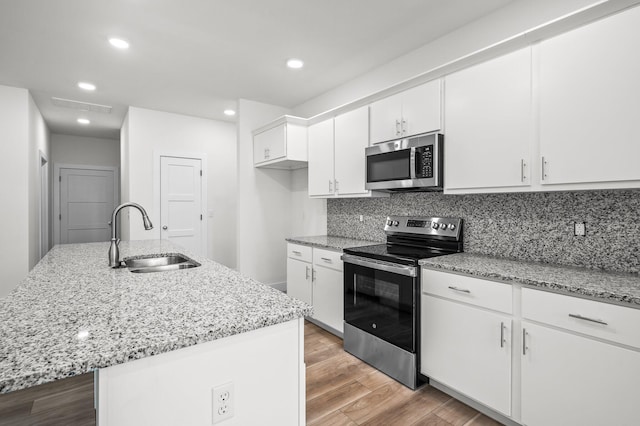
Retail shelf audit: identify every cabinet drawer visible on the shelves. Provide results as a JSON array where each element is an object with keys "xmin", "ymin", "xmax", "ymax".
[
  {"xmin": 422, "ymin": 269, "xmax": 512, "ymax": 314},
  {"xmin": 313, "ymin": 248, "xmax": 343, "ymax": 272},
  {"xmin": 522, "ymin": 288, "xmax": 640, "ymax": 349},
  {"xmin": 287, "ymin": 243, "xmax": 312, "ymax": 263}
]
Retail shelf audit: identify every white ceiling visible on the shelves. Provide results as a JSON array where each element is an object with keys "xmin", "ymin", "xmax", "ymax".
[{"xmin": 0, "ymin": 0, "xmax": 513, "ymax": 139}]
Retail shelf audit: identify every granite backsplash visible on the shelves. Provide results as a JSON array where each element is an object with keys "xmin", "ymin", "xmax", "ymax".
[{"xmin": 327, "ymin": 189, "xmax": 640, "ymax": 274}]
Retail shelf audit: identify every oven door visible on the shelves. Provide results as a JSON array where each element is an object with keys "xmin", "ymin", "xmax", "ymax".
[{"xmin": 343, "ymin": 255, "xmax": 418, "ymax": 353}]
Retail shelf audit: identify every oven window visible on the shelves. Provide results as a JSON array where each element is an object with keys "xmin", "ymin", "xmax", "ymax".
[
  {"xmin": 344, "ymin": 262, "xmax": 416, "ymax": 352},
  {"xmin": 367, "ymin": 150, "xmax": 411, "ymax": 182}
]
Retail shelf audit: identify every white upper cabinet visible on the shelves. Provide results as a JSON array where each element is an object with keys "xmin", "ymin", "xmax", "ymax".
[
  {"xmin": 444, "ymin": 47, "xmax": 533, "ymax": 192},
  {"xmin": 308, "ymin": 106, "xmax": 388, "ymax": 199},
  {"xmin": 253, "ymin": 116, "xmax": 308, "ymax": 169},
  {"xmin": 539, "ymin": 6, "xmax": 640, "ymax": 186},
  {"xmin": 308, "ymin": 118, "xmax": 335, "ymax": 197},
  {"xmin": 369, "ymin": 80, "xmax": 441, "ymax": 144},
  {"xmin": 334, "ymin": 107, "xmax": 369, "ymax": 196}
]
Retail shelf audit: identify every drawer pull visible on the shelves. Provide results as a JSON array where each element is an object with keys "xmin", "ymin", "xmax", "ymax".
[
  {"xmin": 292, "ymin": 251, "xmax": 302, "ymax": 256},
  {"xmin": 305, "ymin": 266, "xmax": 310, "ymax": 280},
  {"xmin": 500, "ymin": 322, "xmax": 506, "ymax": 348},
  {"xmin": 448, "ymin": 286, "xmax": 471, "ymax": 294},
  {"xmin": 320, "ymin": 257, "xmax": 333, "ymax": 263},
  {"xmin": 568, "ymin": 313, "xmax": 608, "ymax": 326},
  {"xmin": 522, "ymin": 328, "xmax": 528, "ymax": 355}
]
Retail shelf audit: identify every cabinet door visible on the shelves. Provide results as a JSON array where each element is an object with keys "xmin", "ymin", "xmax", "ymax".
[
  {"xmin": 254, "ymin": 125, "xmax": 285, "ymax": 164},
  {"xmin": 539, "ymin": 7, "xmax": 640, "ymax": 185},
  {"xmin": 401, "ymin": 80, "xmax": 441, "ymax": 137},
  {"xmin": 445, "ymin": 48, "xmax": 532, "ymax": 190},
  {"xmin": 521, "ymin": 322, "xmax": 640, "ymax": 426},
  {"xmin": 334, "ymin": 106, "xmax": 369, "ymax": 196},
  {"xmin": 312, "ymin": 266, "xmax": 344, "ymax": 334},
  {"xmin": 421, "ymin": 295, "xmax": 511, "ymax": 416},
  {"xmin": 286, "ymin": 257, "xmax": 312, "ymax": 305},
  {"xmin": 369, "ymin": 93, "xmax": 402, "ymax": 144},
  {"xmin": 308, "ymin": 118, "xmax": 335, "ymax": 197}
]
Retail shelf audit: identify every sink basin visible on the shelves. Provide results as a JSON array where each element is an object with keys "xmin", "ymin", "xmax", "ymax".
[{"xmin": 124, "ymin": 253, "xmax": 201, "ymax": 273}]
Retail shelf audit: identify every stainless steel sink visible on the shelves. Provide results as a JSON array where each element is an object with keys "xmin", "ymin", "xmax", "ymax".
[{"xmin": 124, "ymin": 254, "xmax": 201, "ymax": 273}]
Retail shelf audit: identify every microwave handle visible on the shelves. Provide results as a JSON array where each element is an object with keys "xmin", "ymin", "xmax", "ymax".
[{"xmin": 409, "ymin": 147, "xmax": 417, "ymax": 179}]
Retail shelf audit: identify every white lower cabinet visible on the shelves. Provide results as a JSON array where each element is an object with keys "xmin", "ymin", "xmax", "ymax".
[
  {"xmin": 286, "ymin": 243, "xmax": 343, "ymax": 335},
  {"xmin": 421, "ymin": 270, "xmax": 512, "ymax": 416},
  {"xmin": 520, "ymin": 321, "xmax": 640, "ymax": 426},
  {"xmin": 421, "ymin": 268, "xmax": 640, "ymax": 426}
]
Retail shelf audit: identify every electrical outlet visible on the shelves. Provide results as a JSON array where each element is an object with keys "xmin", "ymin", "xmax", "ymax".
[
  {"xmin": 574, "ymin": 222, "xmax": 586, "ymax": 237},
  {"xmin": 359, "ymin": 215, "xmax": 364, "ymax": 222},
  {"xmin": 212, "ymin": 382, "xmax": 234, "ymax": 424}
]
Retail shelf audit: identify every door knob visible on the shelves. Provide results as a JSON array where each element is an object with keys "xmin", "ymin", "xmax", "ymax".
[{"xmin": 162, "ymin": 225, "xmax": 168, "ymax": 230}]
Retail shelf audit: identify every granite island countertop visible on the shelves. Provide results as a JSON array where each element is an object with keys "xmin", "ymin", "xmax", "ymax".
[
  {"xmin": 286, "ymin": 235, "xmax": 380, "ymax": 251},
  {"xmin": 420, "ymin": 253, "xmax": 640, "ymax": 308},
  {"xmin": 0, "ymin": 240, "xmax": 312, "ymax": 394}
]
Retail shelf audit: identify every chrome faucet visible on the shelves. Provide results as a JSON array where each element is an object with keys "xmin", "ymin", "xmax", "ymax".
[{"xmin": 108, "ymin": 202, "xmax": 153, "ymax": 267}]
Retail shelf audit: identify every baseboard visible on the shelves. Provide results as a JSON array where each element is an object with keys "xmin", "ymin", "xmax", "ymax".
[{"xmin": 269, "ymin": 281, "xmax": 286, "ymax": 292}]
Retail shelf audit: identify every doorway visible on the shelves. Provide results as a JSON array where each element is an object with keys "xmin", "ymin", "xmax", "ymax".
[
  {"xmin": 39, "ymin": 151, "xmax": 49, "ymax": 259},
  {"xmin": 53, "ymin": 164, "xmax": 119, "ymax": 245},
  {"xmin": 154, "ymin": 153, "xmax": 207, "ymax": 256}
]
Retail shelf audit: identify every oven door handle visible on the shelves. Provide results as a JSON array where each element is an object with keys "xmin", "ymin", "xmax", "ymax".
[{"xmin": 341, "ymin": 254, "xmax": 418, "ymax": 277}]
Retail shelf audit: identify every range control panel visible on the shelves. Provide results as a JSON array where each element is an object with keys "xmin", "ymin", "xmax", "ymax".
[{"xmin": 384, "ymin": 215, "xmax": 462, "ymax": 239}]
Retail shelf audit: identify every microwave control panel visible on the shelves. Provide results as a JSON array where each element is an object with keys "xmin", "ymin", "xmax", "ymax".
[{"xmin": 415, "ymin": 145, "xmax": 433, "ymax": 178}]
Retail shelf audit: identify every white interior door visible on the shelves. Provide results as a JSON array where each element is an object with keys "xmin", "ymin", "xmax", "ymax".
[
  {"xmin": 60, "ymin": 168, "xmax": 116, "ymax": 244},
  {"xmin": 160, "ymin": 156, "xmax": 203, "ymax": 255}
]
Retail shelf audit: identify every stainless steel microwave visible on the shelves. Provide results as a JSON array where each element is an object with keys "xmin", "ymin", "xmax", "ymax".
[{"xmin": 365, "ymin": 133, "xmax": 443, "ymax": 191}]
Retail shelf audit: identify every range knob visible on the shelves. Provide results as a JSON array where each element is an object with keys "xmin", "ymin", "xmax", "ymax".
[
  {"xmin": 449, "ymin": 224, "xmax": 456, "ymax": 231},
  {"xmin": 393, "ymin": 221, "xmax": 399, "ymax": 227},
  {"xmin": 432, "ymin": 222, "xmax": 439, "ymax": 229},
  {"xmin": 386, "ymin": 220, "xmax": 393, "ymax": 226}
]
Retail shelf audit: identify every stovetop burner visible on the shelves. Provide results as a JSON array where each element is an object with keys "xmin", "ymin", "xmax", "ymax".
[{"xmin": 343, "ymin": 215, "xmax": 463, "ymax": 265}]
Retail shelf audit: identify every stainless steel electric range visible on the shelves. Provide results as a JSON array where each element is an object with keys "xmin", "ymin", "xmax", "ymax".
[{"xmin": 341, "ymin": 215, "xmax": 463, "ymax": 389}]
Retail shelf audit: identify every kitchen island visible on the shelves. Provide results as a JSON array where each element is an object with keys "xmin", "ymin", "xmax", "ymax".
[{"xmin": 0, "ymin": 240, "xmax": 312, "ymax": 425}]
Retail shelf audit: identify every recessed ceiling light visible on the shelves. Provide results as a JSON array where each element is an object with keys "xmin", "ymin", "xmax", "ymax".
[
  {"xmin": 77, "ymin": 118, "xmax": 90, "ymax": 125},
  {"xmin": 223, "ymin": 109, "xmax": 236, "ymax": 116},
  {"xmin": 286, "ymin": 58, "xmax": 304, "ymax": 69},
  {"xmin": 109, "ymin": 37, "xmax": 130, "ymax": 49},
  {"xmin": 77, "ymin": 82, "xmax": 96, "ymax": 91}
]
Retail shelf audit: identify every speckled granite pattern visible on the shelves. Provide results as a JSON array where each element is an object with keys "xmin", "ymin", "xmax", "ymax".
[
  {"xmin": 286, "ymin": 235, "xmax": 380, "ymax": 251},
  {"xmin": 0, "ymin": 240, "xmax": 312, "ymax": 394},
  {"xmin": 328, "ymin": 189, "xmax": 640, "ymax": 274},
  {"xmin": 420, "ymin": 253, "xmax": 640, "ymax": 308}
]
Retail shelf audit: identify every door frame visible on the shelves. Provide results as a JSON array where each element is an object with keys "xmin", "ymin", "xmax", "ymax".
[
  {"xmin": 39, "ymin": 150, "xmax": 49, "ymax": 259},
  {"xmin": 153, "ymin": 150, "xmax": 208, "ymax": 256},
  {"xmin": 53, "ymin": 163, "xmax": 120, "ymax": 246}
]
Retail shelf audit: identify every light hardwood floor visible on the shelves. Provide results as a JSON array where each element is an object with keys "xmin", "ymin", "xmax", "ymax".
[
  {"xmin": 305, "ymin": 321, "xmax": 503, "ymax": 426},
  {"xmin": 0, "ymin": 322, "xmax": 503, "ymax": 425}
]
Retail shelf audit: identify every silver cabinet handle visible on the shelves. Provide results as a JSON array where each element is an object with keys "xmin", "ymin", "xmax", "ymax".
[
  {"xmin": 541, "ymin": 156, "xmax": 547, "ymax": 180},
  {"xmin": 292, "ymin": 250, "xmax": 302, "ymax": 256},
  {"xmin": 448, "ymin": 286, "xmax": 471, "ymax": 294},
  {"xmin": 329, "ymin": 180, "xmax": 333, "ymax": 192},
  {"xmin": 353, "ymin": 275, "xmax": 357, "ymax": 305},
  {"xmin": 395, "ymin": 119, "xmax": 401, "ymax": 136},
  {"xmin": 312, "ymin": 269, "xmax": 316, "ymax": 282},
  {"xmin": 305, "ymin": 266, "xmax": 310, "ymax": 280},
  {"xmin": 320, "ymin": 257, "xmax": 333, "ymax": 263},
  {"xmin": 522, "ymin": 328, "xmax": 528, "ymax": 355},
  {"xmin": 500, "ymin": 322, "xmax": 506, "ymax": 348},
  {"xmin": 162, "ymin": 225, "xmax": 168, "ymax": 230},
  {"xmin": 569, "ymin": 313, "xmax": 608, "ymax": 325},
  {"xmin": 335, "ymin": 180, "xmax": 339, "ymax": 192},
  {"xmin": 401, "ymin": 119, "xmax": 407, "ymax": 135},
  {"xmin": 521, "ymin": 159, "xmax": 526, "ymax": 182}
]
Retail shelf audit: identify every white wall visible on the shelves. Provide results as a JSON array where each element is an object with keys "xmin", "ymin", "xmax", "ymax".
[
  {"xmin": 120, "ymin": 114, "xmax": 131, "ymax": 241},
  {"xmin": 50, "ymin": 134, "xmax": 120, "ymax": 168},
  {"xmin": 0, "ymin": 85, "xmax": 29, "ymax": 297},
  {"xmin": 293, "ymin": 0, "xmax": 604, "ymax": 117},
  {"xmin": 290, "ymin": 168, "xmax": 326, "ymax": 237},
  {"xmin": 27, "ymin": 94, "xmax": 50, "ymax": 270},
  {"xmin": 121, "ymin": 107, "xmax": 237, "ymax": 268}
]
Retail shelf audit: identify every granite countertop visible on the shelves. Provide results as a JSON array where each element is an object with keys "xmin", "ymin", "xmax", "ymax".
[
  {"xmin": 286, "ymin": 235, "xmax": 381, "ymax": 251},
  {"xmin": 0, "ymin": 240, "xmax": 312, "ymax": 394},
  {"xmin": 420, "ymin": 253, "xmax": 640, "ymax": 308}
]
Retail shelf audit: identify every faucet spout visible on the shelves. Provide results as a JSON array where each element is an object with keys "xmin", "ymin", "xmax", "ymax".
[{"xmin": 108, "ymin": 202, "xmax": 154, "ymax": 268}]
